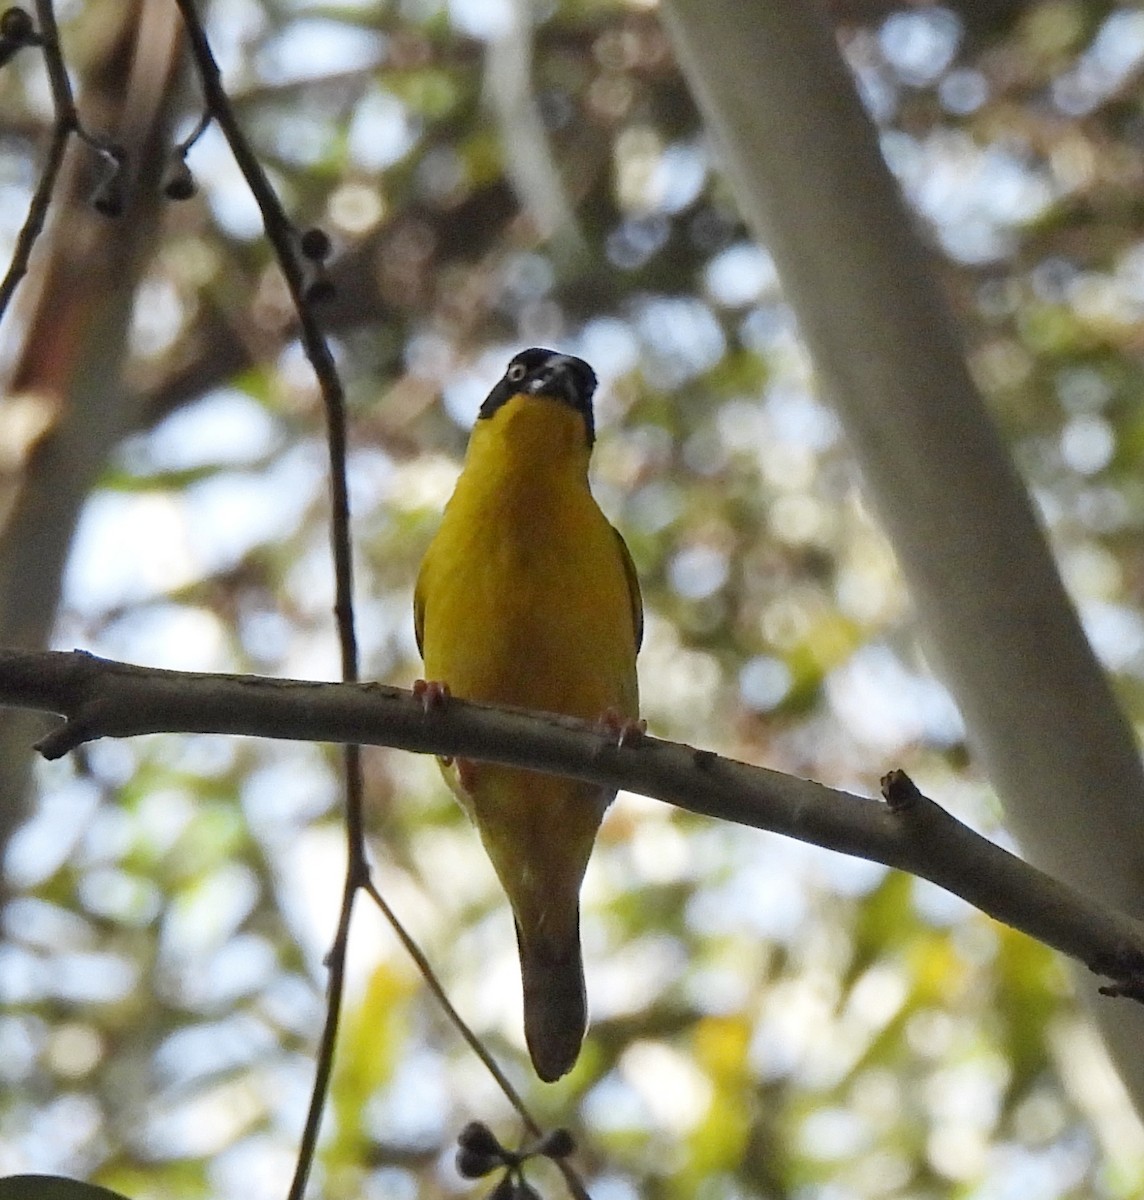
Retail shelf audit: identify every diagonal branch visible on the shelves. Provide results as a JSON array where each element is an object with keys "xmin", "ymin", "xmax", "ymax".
[
  {"xmin": 4, "ymin": 646, "xmax": 1144, "ymax": 1002},
  {"xmin": 169, "ymin": 6, "xmax": 365, "ymax": 1196},
  {"xmin": 0, "ymin": 5, "xmax": 70, "ymax": 321},
  {"xmin": 170, "ymin": 0, "xmax": 356, "ymax": 685},
  {"xmin": 0, "ymin": 0, "xmax": 123, "ymax": 320}
]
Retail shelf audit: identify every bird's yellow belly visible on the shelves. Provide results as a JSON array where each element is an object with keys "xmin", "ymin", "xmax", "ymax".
[
  {"xmin": 421, "ymin": 497, "xmax": 638, "ymax": 722},
  {"xmin": 423, "ymin": 511, "xmax": 636, "ymax": 928}
]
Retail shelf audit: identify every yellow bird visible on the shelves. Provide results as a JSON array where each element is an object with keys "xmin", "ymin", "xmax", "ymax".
[{"xmin": 414, "ymin": 347, "xmax": 642, "ymax": 1081}]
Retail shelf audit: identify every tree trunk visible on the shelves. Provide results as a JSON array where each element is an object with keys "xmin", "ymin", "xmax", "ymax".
[{"xmin": 661, "ymin": 0, "xmax": 1144, "ymax": 1114}]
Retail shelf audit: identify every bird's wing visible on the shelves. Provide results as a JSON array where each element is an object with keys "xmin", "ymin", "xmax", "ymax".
[
  {"xmin": 613, "ymin": 524, "xmax": 644, "ymax": 652},
  {"xmin": 413, "ymin": 552, "xmax": 429, "ymax": 659}
]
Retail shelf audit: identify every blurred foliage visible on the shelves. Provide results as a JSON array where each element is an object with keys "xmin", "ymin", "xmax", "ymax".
[{"xmin": 3, "ymin": 0, "xmax": 1144, "ymax": 1197}]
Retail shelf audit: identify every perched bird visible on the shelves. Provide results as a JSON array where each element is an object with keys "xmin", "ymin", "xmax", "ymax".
[{"xmin": 414, "ymin": 347, "xmax": 642, "ymax": 1081}]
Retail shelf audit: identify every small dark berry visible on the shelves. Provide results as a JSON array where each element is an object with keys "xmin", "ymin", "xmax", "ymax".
[
  {"xmin": 299, "ymin": 226, "xmax": 332, "ymax": 261},
  {"xmin": 0, "ymin": 7, "xmax": 33, "ymax": 40},
  {"xmin": 162, "ymin": 157, "xmax": 197, "ymax": 200},
  {"xmin": 455, "ymin": 1146, "xmax": 498, "ymax": 1179},
  {"xmin": 91, "ymin": 177, "xmax": 124, "ymax": 218},
  {"xmin": 457, "ymin": 1120, "xmax": 503, "ymax": 1157}
]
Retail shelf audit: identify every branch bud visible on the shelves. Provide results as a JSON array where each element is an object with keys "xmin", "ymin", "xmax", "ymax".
[{"xmin": 162, "ymin": 156, "xmax": 197, "ymax": 201}]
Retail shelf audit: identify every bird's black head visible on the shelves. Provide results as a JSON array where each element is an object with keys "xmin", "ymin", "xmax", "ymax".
[{"xmin": 478, "ymin": 348, "xmax": 599, "ymax": 446}]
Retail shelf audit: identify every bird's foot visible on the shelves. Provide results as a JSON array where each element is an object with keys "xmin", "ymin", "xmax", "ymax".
[
  {"xmin": 455, "ymin": 757, "xmax": 478, "ymax": 792},
  {"xmin": 413, "ymin": 680, "xmax": 477, "ymax": 787},
  {"xmin": 413, "ymin": 678, "xmax": 450, "ymax": 711},
  {"xmin": 415, "ymin": 678, "xmax": 453, "ymax": 766},
  {"xmin": 598, "ymin": 708, "xmax": 646, "ymax": 748}
]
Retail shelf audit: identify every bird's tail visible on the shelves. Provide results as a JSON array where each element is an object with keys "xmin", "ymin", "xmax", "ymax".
[{"xmin": 515, "ymin": 916, "xmax": 587, "ymax": 1082}]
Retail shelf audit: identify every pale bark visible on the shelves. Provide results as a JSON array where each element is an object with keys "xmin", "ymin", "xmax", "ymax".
[{"xmin": 660, "ymin": 0, "xmax": 1144, "ymax": 1111}]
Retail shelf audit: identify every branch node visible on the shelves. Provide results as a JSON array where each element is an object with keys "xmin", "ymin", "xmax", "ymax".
[
  {"xmin": 881, "ymin": 768, "xmax": 922, "ymax": 812},
  {"xmin": 35, "ymin": 708, "xmax": 101, "ymax": 759},
  {"xmin": 1091, "ymin": 946, "xmax": 1144, "ymax": 1004},
  {"xmin": 347, "ymin": 848, "xmax": 372, "ymax": 891},
  {"xmin": 88, "ymin": 143, "xmax": 128, "ymax": 218},
  {"xmin": 455, "ymin": 1121, "xmax": 573, "ymax": 1195},
  {"xmin": 1098, "ymin": 977, "xmax": 1144, "ymax": 1004},
  {"xmin": 693, "ymin": 746, "xmax": 717, "ymax": 770},
  {"xmin": 176, "ymin": 108, "xmax": 213, "ymax": 156}
]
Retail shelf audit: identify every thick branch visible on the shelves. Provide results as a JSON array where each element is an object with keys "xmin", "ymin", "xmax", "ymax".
[{"xmin": 4, "ymin": 647, "xmax": 1144, "ymax": 997}]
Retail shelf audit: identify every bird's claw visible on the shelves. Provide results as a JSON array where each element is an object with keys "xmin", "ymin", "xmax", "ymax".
[
  {"xmin": 414, "ymin": 680, "xmax": 477, "ymax": 789},
  {"xmin": 598, "ymin": 708, "xmax": 646, "ymax": 748},
  {"xmin": 413, "ymin": 678, "xmax": 451, "ymax": 712}
]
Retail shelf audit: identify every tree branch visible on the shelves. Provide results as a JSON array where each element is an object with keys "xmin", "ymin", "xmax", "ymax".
[
  {"xmin": 170, "ymin": 7, "xmax": 367, "ymax": 1195},
  {"xmin": 0, "ymin": 0, "xmax": 124, "ymax": 321},
  {"xmin": 5, "ymin": 646, "xmax": 1144, "ymax": 1000}
]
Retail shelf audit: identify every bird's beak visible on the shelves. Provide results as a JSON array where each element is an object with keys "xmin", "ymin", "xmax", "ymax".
[{"xmin": 528, "ymin": 356, "xmax": 579, "ymax": 405}]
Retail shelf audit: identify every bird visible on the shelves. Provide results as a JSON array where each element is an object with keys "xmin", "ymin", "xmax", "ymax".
[{"xmin": 414, "ymin": 347, "xmax": 642, "ymax": 1081}]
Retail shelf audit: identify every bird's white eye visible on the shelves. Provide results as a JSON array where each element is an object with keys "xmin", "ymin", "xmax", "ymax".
[{"xmin": 506, "ymin": 362, "xmax": 527, "ymax": 383}]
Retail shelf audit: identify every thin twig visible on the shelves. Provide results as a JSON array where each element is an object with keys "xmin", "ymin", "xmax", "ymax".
[
  {"xmin": 167, "ymin": 0, "xmax": 359, "ymax": 726},
  {"xmin": 176, "ymin": 107, "xmax": 213, "ymax": 155},
  {"xmin": 0, "ymin": 1, "xmax": 79, "ymax": 321},
  {"xmin": 0, "ymin": 1, "xmax": 126, "ymax": 316},
  {"xmin": 171, "ymin": 6, "xmax": 363, "ymax": 1198},
  {"xmin": 33, "ymin": 0, "xmax": 75, "ymax": 113},
  {"xmin": 171, "ymin": 6, "xmax": 366, "ymax": 1198},
  {"xmin": 0, "ymin": 117, "xmax": 69, "ymax": 321},
  {"xmin": 362, "ymin": 879, "xmax": 592, "ymax": 1199},
  {"xmin": 289, "ymin": 859, "xmax": 358, "ymax": 1194},
  {"xmin": 363, "ymin": 877, "xmax": 539, "ymax": 1127}
]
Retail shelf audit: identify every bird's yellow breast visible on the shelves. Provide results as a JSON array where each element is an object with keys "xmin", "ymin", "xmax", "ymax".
[{"xmin": 415, "ymin": 393, "xmax": 639, "ymax": 723}]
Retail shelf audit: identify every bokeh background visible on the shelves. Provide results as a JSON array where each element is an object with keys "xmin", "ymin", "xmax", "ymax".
[{"xmin": 3, "ymin": 0, "xmax": 1144, "ymax": 1197}]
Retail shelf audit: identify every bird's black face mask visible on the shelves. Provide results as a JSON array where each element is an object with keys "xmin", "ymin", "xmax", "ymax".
[{"xmin": 478, "ymin": 348, "xmax": 599, "ymax": 446}]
